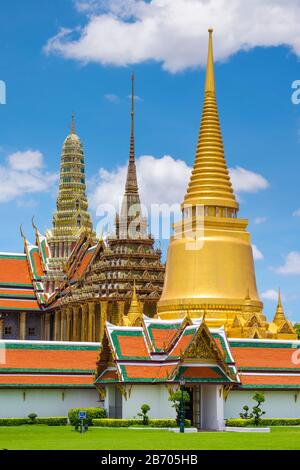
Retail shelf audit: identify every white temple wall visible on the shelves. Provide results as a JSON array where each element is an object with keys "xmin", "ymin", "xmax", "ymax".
[
  {"xmin": 0, "ymin": 388, "xmax": 99, "ymax": 418},
  {"xmin": 121, "ymin": 385, "xmax": 176, "ymax": 420},
  {"xmin": 201, "ymin": 384, "xmax": 224, "ymax": 430},
  {"xmin": 225, "ymin": 390, "xmax": 300, "ymax": 419}
]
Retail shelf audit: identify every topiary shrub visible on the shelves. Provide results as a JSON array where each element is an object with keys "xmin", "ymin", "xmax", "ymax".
[
  {"xmin": 28, "ymin": 413, "xmax": 38, "ymax": 424},
  {"xmin": 137, "ymin": 404, "xmax": 151, "ymax": 425},
  {"xmin": 68, "ymin": 408, "xmax": 107, "ymax": 427}
]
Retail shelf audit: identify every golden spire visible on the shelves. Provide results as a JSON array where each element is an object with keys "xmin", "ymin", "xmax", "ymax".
[
  {"xmin": 125, "ymin": 72, "xmax": 138, "ymax": 195},
  {"xmin": 273, "ymin": 289, "xmax": 287, "ymax": 324},
  {"xmin": 71, "ymin": 112, "xmax": 76, "ymax": 134},
  {"xmin": 183, "ymin": 29, "xmax": 239, "ymax": 212},
  {"xmin": 127, "ymin": 280, "xmax": 142, "ymax": 325}
]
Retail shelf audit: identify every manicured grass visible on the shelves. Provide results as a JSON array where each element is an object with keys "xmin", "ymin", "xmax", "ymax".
[{"xmin": 1, "ymin": 426, "xmax": 300, "ymax": 450}]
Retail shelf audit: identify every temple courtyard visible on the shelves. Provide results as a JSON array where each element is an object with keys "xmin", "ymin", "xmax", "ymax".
[{"xmin": 0, "ymin": 426, "xmax": 300, "ymax": 450}]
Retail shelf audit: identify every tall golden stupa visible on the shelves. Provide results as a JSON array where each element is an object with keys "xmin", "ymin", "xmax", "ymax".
[{"xmin": 158, "ymin": 30, "xmax": 296, "ymax": 339}]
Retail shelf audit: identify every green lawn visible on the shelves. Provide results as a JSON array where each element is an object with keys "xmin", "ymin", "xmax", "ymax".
[{"xmin": 0, "ymin": 426, "xmax": 300, "ymax": 450}]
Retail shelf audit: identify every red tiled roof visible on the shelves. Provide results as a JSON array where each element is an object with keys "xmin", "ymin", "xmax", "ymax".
[
  {"xmin": 230, "ymin": 343, "xmax": 300, "ymax": 371},
  {"xmin": 0, "ymin": 254, "xmax": 32, "ymax": 286},
  {"xmin": 239, "ymin": 373, "xmax": 300, "ymax": 388}
]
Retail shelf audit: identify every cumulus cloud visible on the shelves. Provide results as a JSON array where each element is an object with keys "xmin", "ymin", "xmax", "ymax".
[
  {"xmin": 275, "ymin": 252, "xmax": 300, "ymax": 275},
  {"xmin": 104, "ymin": 93, "xmax": 120, "ymax": 103},
  {"xmin": 45, "ymin": 0, "xmax": 300, "ymax": 73},
  {"xmin": 252, "ymin": 244, "xmax": 264, "ymax": 260},
  {"xmin": 90, "ymin": 154, "xmax": 268, "ymax": 214},
  {"xmin": 229, "ymin": 167, "xmax": 269, "ymax": 194},
  {"xmin": 0, "ymin": 150, "xmax": 58, "ymax": 204},
  {"xmin": 90, "ymin": 155, "xmax": 191, "ymax": 211},
  {"xmin": 261, "ymin": 289, "xmax": 281, "ymax": 301},
  {"xmin": 254, "ymin": 216, "xmax": 267, "ymax": 225}
]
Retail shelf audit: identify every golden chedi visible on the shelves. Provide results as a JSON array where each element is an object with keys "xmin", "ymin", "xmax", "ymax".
[{"xmin": 158, "ymin": 30, "xmax": 296, "ymax": 339}]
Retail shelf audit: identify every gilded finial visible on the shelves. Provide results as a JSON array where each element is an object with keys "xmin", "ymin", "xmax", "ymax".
[
  {"xmin": 205, "ymin": 28, "xmax": 215, "ymax": 94},
  {"xmin": 278, "ymin": 288, "xmax": 282, "ymax": 308},
  {"xmin": 71, "ymin": 112, "xmax": 75, "ymax": 134}
]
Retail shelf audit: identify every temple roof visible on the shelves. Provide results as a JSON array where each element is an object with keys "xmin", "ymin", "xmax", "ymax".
[
  {"xmin": 0, "ymin": 340, "xmax": 98, "ymax": 388},
  {"xmin": 0, "ymin": 253, "xmax": 41, "ymax": 312},
  {"xmin": 95, "ymin": 318, "xmax": 300, "ymax": 390},
  {"xmin": 95, "ymin": 317, "xmax": 238, "ymax": 386}
]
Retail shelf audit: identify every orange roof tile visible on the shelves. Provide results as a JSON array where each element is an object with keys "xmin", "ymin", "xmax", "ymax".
[
  {"xmin": 0, "ymin": 255, "xmax": 32, "ymax": 285},
  {"xmin": 231, "ymin": 346, "xmax": 300, "ymax": 370}
]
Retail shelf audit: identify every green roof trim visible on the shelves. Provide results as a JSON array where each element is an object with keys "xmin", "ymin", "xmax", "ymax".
[
  {"xmin": 0, "ymin": 254, "xmax": 26, "ymax": 260},
  {"xmin": 239, "ymin": 384, "xmax": 300, "ymax": 390},
  {"xmin": 0, "ymin": 305, "xmax": 41, "ymax": 312},
  {"xmin": 175, "ymin": 366, "xmax": 232, "ymax": 383},
  {"xmin": 239, "ymin": 366, "xmax": 300, "ymax": 372},
  {"xmin": 0, "ymin": 384, "xmax": 94, "ymax": 389},
  {"xmin": 212, "ymin": 332, "xmax": 232, "ymax": 363},
  {"xmin": 0, "ymin": 368, "xmax": 95, "ymax": 374},
  {"xmin": 0, "ymin": 294, "xmax": 36, "ymax": 300},
  {"xmin": 0, "ymin": 282, "xmax": 33, "ymax": 288},
  {"xmin": 2, "ymin": 343, "xmax": 99, "ymax": 351},
  {"xmin": 230, "ymin": 341, "xmax": 300, "ymax": 349}
]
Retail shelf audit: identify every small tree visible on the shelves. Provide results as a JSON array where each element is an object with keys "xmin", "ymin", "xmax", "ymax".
[
  {"xmin": 168, "ymin": 390, "xmax": 190, "ymax": 425},
  {"xmin": 251, "ymin": 392, "xmax": 266, "ymax": 426},
  {"xmin": 294, "ymin": 323, "xmax": 300, "ymax": 340},
  {"xmin": 138, "ymin": 404, "xmax": 151, "ymax": 425},
  {"xmin": 239, "ymin": 405, "xmax": 252, "ymax": 420},
  {"xmin": 28, "ymin": 413, "xmax": 38, "ymax": 425}
]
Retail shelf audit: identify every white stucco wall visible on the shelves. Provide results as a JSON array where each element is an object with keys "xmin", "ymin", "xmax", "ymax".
[
  {"xmin": 201, "ymin": 384, "xmax": 224, "ymax": 430},
  {"xmin": 121, "ymin": 385, "xmax": 176, "ymax": 420},
  {"xmin": 225, "ymin": 390, "xmax": 300, "ymax": 419},
  {"xmin": 0, "ymin": 388, "xmax": 99, "ymax": 418}
]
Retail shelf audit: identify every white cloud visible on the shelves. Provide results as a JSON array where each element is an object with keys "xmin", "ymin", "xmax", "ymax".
[
  {"xmin": 229, "ymin": 167, "xmax": 269, "ymax": 194},
  {"xmin": 90, "ymin": 154, "xmax": 268, "ymax": 213},
  {"xmin": 254, "ymin": 216, "xmax": 267, "ymax": 225},
  {"xmin": 252, "ymin": 244, "xmax": 264, "ymax": 260},
  {"xmin": 0, "ymin": 150, "xmax": 58, "ymax": 204},
  {"xmin": 261, "ymin": 289, "xmax": 281, "ymax": 301},
  {"xmin": 45, "ymin": 0, "xmax": 300, "ymax": 73},
  {"xmin": 104, "ymin": 93, "xmax": 120, "ymax": 103},
  {"xmin": 8, "ymin": 150, "xmax": 44, "ymax": 171},
  {"xmin": 275, "ymin": 252, "xmax": 300, "ymax": 275},
  {"xmin": 293, "ymin": 208, "xmax": 300, "ymax": 217},
  {"xmin": 90, "ymin": 154, "xmax": 191, "ymax": 211}
]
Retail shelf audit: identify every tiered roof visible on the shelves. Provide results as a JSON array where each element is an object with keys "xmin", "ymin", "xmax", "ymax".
[
  {"xmin": 0, "ymin": 340, "xmax": 98, "ymax": 388},
  {"xmin": 95, "ymin": 317, "xmax": 300, "ymax": 391},
  {"xmin": 0, "ymin": 253, "xmax": 40, "ymax": 312},
  {"xmin": 95, "ymin": 317, "xmax": 238, "ymax": 386}
]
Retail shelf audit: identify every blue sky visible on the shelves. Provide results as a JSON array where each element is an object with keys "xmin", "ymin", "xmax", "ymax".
[{"xmin": 1, "ymin": 0, "xmax": 300, "ymax": 321}]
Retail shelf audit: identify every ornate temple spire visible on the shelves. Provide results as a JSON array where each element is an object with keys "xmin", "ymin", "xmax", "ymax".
[
  {"xmin": 273, "ymin": 289, "xmax": 287, "ymax": 324},
  {"xmin": 71, "ymin": 112, "xmax": 76, "ymax": 135},
  {"xmin": 183, "ymin": 29, "xmax": 239, "ymax": 214},
  {"xmin": 125, "ymin": 72, "xmax": 139, "ymax": 196},
  {"xmin": 117, "ymin": 74, "xmax": 147, "ymax": 240},
  {"xmin": 51, "ymin": 115, "xmax": 94, "ymax": 239}
]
